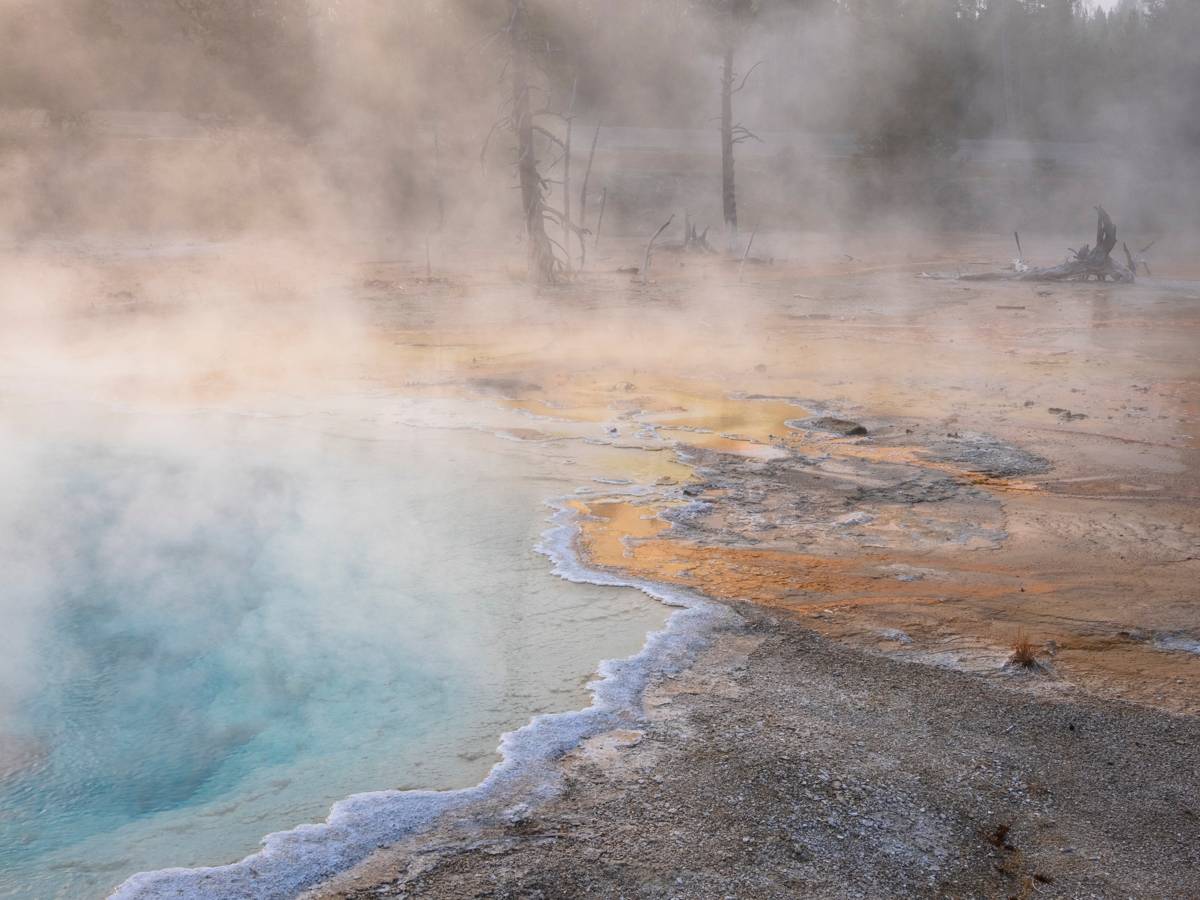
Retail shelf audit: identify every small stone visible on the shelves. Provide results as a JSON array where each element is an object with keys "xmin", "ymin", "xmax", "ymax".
[{"xmin": 802, "ymin": 416, "xmax": 868, "ymax": 437}]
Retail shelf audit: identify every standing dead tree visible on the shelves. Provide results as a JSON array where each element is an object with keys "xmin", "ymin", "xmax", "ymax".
[
  {"xmin": 560, "ymin": 77, "xmax": 577, "ymax": 272},
  {"xmin": 482, "ymin": 1, "xmax": 584, "ymax": 283},
  {"xmin": 508, "ymin": 0, "xmax": 560, "ymax": 283},
  {"xmin": 706, "ymin": 0, "xmax": 763, "ymax": 250},
  {"xmin": 593, "ymin": 187, "xmax": 608, "ymax": 251},
  {"xmin": 576, "ymin": 123, "xmax": 602, "ymax": 269},
  {"xmin": 720, "ymin": 45, "xmax": 737, "ymax": 242},
  {"xmin": 720, "ymin": 51, "xmax": 762, "ymax": 245},
  {"xmin": 934, "ymin": 208, "xmax": 1137, "ymax": 284}
]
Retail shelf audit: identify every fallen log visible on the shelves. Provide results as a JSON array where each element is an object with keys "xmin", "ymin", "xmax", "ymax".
[{"xmin": 930, "ymin": 208, "xmax": 1137, "ymax": 284}]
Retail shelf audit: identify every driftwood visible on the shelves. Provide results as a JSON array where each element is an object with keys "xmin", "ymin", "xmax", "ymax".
[{"xmin": 953, "ymin": 208, "xmax": 1136, "ymax": 284}]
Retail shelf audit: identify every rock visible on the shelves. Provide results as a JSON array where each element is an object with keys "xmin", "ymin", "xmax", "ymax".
[
  {"xmin": 794, "ymin": 417, "xmax": 869, "ymax": 437},
  {"xmin": 503, "ymin": 803, "xmax": 533, "ymax": 825},
  {"xmin": 1048, "ymin": 407, "xmax": 1088, "ymax": 422},
  {"xmin": 921, "ymin": 431, "xmax": 1050, "ymax": 478},
  {"xmin": 468, "ymin": 377, "xmax": 542, "ymax": 398},
  {"xmin": 834, "ymin": 511, "xmax": 874, "ymax": 527}
]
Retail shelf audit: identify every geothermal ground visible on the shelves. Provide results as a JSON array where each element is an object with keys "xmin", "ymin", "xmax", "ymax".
[
  {"xmin": 314, "ymin": 606, "xmax": 1200, "ymax": 899},
  {"xmin": 8, "ymin": 232, "xmax": 1199, "ymax": 897},
  {"xmin": 317, "ymin": 233, "xmax": 1200, "ymax": 898},
  {"xmin": 356, "ymin": 231, "xmax": 1200, "ymax": 717}
]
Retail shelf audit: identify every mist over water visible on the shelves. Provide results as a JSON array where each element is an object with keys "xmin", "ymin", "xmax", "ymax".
[
  {"xmin": 0, "ymin": 0, "xmax": 1197, "ymax": 896},
  {"xmin": 0, "ymin": 401, "xmax": 666, "ymax": 899}
]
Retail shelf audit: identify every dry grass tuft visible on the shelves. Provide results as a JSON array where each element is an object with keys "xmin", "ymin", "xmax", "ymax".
[
  {"xmin": 986, "ymin": 822, "xmax": 1014, "ymax": 850},
  {"xmin": 1010, "ymin": 630, "xmax": 1038, "ymax": 668}
]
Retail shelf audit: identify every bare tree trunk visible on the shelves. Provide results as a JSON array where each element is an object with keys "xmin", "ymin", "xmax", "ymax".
[
  {"xmin": 562, "ymin": 116, "xmax": 573, "ymax": 274},
  {"xmin": 594, "ymin": 186, "xmax": 607, "ymax": 251},
  {"xmin": 510, "ymin": 0, "xmax": 557, "ymax": 283},
  {"xmin": 577, "ymin": 123, "xmax": 601, "ymax": 269},
  {"xmin": 433, "ymin": 125, "xmax": 445, "ymax": 232},
  {"xmin": 562, "ymin": 77, "xmax": 577, "ymax": 274},
  {"xmin": 720, "ymin": 43, "xmax": 738, "ymax": 247},
  {"xmin": 738, "ymin": 226, "xmax": 756, "ymax": 281},
  {"xmin": 642, "ymin": 215, "xmax": 675, "ymax": 283}
]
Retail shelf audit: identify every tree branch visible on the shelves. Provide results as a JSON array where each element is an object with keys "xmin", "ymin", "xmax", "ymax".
[{"xmin": 732, "ymin": 60, "xmax": 764, "ymax": 94}]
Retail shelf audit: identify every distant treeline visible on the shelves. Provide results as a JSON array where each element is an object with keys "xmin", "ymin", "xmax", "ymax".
[
  {"xmin": 3, "ymin": 1, "xmax": 1196, "ymax": 153},
  {"xmin": 1, "ymin": 0, "xmax": 1197, "ymax": 237},
  {"xmin": 553, "ymin": 0, "xmax": 1200, "ymax": 156}
]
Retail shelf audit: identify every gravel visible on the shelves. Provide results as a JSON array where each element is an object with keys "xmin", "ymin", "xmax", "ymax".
[{"xmin": 318, "ymin": 606, "xmax": 1200, "ymax": 899}]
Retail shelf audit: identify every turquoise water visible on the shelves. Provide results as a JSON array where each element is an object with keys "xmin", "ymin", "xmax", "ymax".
[{"xmin": 0, "ymin": 404, "xmax": 667, "ymax": 898}]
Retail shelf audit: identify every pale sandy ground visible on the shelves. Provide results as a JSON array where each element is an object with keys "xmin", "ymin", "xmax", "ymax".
[{"xmin": 3, "ymin": 231, "xmax": 1197, "ymax": 896}]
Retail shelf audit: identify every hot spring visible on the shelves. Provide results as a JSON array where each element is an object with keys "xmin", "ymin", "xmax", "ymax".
[{"xmin": 0, "ymin": 398, "xmax": 668, "ymax": 899}]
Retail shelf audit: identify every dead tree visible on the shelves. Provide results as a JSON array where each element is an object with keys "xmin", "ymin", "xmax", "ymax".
[
  {"xmin": 577, "ymin": 123, "xmax": 601, "ymax": 269},
  {"xmin": 738, "ymin": 226, "xmax": 757, "ymax": 280},
  {"xmin": 720, "ymin": 50, "xmax": 763, "ymax": 246},
  {"xmin": 642, "ymin": 215, "xmax": 675, "ymax": 282},
  {"xmin": 943, "ymin": 208, "xmax": 1137, "ymax": 284},
  {"xmin": 561, "ymin": 77, "xmax": 577, "ymax": 272},
  {"xmin": 713, "ymin": 1, "xmax": 762, "ymax": 250},
  {"xmin": 720, "ymin": 44, "xmax": 737, "ymax": 240},
  {"xmin": 485, "ymin": 2, "xmax": 596, "ymax": 283},
  {"xmin": 508, "ymin": 1, "xmax": 560, "ymax": 282},
  {"xmin": 593, "ymin": 187, "xmax": 607, "ymax": 250}
]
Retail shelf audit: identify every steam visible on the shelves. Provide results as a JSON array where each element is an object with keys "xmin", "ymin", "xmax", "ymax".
[
  {"xmin": 0, "ymin": 0, "xmax": 1197, "ymax": 889},
  {"xmin": 0, "ymin": 1, "xmax": 1195, "ymax": 245},
  {"xmin": 1, "ymin": 0, "xmax": 1196, "ymax": 724}
]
